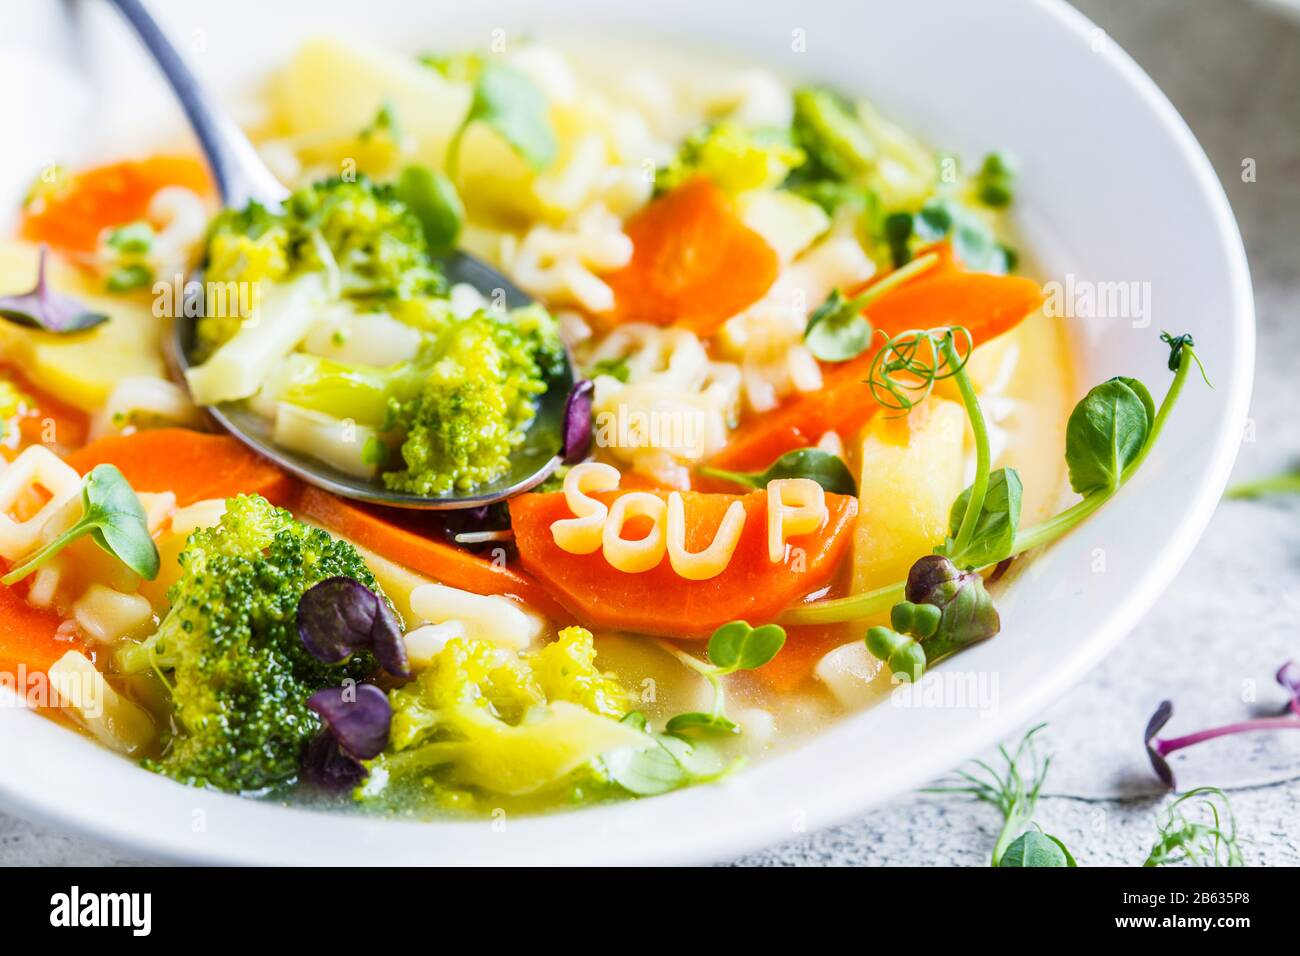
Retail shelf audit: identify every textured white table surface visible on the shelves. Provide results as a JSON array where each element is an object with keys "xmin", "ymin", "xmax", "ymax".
[{"xmin": 2, "ymin": 0, "xmax": 1297, "ymax": 867}]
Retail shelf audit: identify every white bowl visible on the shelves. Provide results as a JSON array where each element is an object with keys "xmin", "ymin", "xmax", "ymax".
[{"xmin": 0, "ymin": 0, "xmax": 1253, "ymax": 865}]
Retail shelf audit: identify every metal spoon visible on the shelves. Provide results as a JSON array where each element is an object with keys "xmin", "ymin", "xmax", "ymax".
[{"xmin": 106, "ymin": 0, "xmax": 573, "ymax": 509}]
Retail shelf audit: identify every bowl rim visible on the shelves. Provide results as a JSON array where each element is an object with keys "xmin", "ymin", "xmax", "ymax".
[{"xmin": 0, "ymin": 0, "xmax": 1255, "ymax": 865}]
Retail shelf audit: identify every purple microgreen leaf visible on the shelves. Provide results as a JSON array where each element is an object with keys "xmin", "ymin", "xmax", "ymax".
[
  {"xmin": 298, "ymin": 577, "xmax": 381, "ymax": 665},
  {"xmin": 1277, "ymin": 661, "xmax": 1300, "ymax": 715},
  {"xmin": 1144, "ymin": 700, "xmax": 1177, "ymax": 790},
  {"xmin": 297, "ymin": 576, "xmax": 409, "ymax": 678},
  {"xmin": 561, "ymin": 378, "xmax": 594, "ymax": 464},
  {"xmin": 1144, "ymin": 669, "xmax": 1300, "ymax": 789},
  {"xmin": 301, "ymin": 729, "xmax": 367, "ymax": 790},
  {"xmin": 369, "ymin": 602, "xmax": 410, "ymax": 680},
  {"xmin": 307, "ymin": 683, "xmax": 391, "ymax": 760},
  {"xmin": 0, "ymin": 245, "xmax": 109, "ymax": 333},
  {"xmin": 904, "ymin": 554, "xmax": 1000, "ymax": 661}
]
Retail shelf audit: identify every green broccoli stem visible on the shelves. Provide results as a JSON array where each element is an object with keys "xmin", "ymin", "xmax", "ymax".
[
  {"xmin": 782, "ymin": 345, "xmax": 1196, "ymax": 626},
  {"xmin": 944, "ymin": 334, "xmax": 991, "ymax": 561}
]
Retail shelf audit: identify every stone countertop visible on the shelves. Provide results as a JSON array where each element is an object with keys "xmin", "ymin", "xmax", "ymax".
[{"xmin": 2, "ymin": 0, "xmax": 1298, "ymax": 867}]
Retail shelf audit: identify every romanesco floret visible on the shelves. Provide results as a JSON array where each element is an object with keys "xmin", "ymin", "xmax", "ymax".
[
  {"xmin": 382, "ymin": 304, "xmax": 564, "ymax": 497},
  {"xmin": 118, "ymin": 494, "xmax": 390, "ymax": 794},
  {"xmin": 360, "ymin": 627, "xmax": 638, "ymax": 804}
]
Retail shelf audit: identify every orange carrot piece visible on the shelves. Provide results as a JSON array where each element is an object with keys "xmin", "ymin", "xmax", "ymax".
[
  {"xmin": 853, "ymin": 243, "xmax": 1045, "ymax": 345},
  {"xmin": 22, "ymin": 156, "xmax": 212, "ymax": 254},
  {"xmin": 601, "ymin": 177, "xmax": 779, "ymax": 335},
  {"xmin": 751, "ymin": 624, "xmax": 850, "ymax": 693},
  {"xmin": 509, "ymin": 489, "xmax": 857, "ymax": 639},
  {"xmin": 62, "ymin": 429, "xmax": 298, "ymax": 508},
  {"xmin": 0, "ymin": 364, "xmax": 88, "ymax": 460},
  {"xmin": 707, "ymin": 242, "xmax": 1045, "ymax": 473},
  {"xmin": 703, "ymin": 372, "xmax": 880, "ymax": 475},
  {"xmin": 0, "ymin": 583, "xmax": 82, "ymax": 677},
  {"xmin": 295, "ymin": 486, "xmax": 566, "ymax": 618}
]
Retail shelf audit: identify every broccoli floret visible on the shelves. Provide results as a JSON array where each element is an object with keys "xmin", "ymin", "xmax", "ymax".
[
  {"xmin": 205, "ymin": 201, "xmax": 291, "ymax": 285},
  {"xmin": 285, "ymin": 175, "xmax": 444, "ymax": 301},
  {"xmin": 657, "ymin": 122, "xmax": 804, "ymax": 195},
  {"xmin": 529, "ymin": 625, "xmax": 627, "ymax": 720},
  {"xmin": 791, "ymin": 87, "xmax": 877, "ymax": 183},
  {"xmin": 198, "ymin": 177, "xmax": 445, "ymax": 353},
  {"xmin": 118, "ymin": 494, "xmax": 389, "ymax": 794},
  {"xmin": 200, "ymin": 202, "xmax": 291, "ymax": 352},
  {"xmin": 382, "ymin": 304, "xmax": 563, "ymax": 497},
  {"xmin": 359, "ymin": 627, "xmax": 638, "ymax": 806}
]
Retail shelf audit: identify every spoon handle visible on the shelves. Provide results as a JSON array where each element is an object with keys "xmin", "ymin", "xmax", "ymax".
[{"xmin": 105, "ymin": 0, "xmax": 288, "ymax": 208}]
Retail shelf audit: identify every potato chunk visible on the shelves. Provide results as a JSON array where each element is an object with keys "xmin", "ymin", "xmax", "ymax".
[{"xmin": 851, "ymin": 397, "xmax": 966, "ymax": 596}]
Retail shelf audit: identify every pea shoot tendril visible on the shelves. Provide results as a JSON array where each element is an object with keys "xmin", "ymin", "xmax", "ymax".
[{"xmin": 865, "ymin": 325, "xmax": 974, "ymax": 415}]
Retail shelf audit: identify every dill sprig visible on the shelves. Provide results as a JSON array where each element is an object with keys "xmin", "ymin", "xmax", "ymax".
[{"xmin": 924, "ymin": 723, "xmax": 1053, "ymax": 866}]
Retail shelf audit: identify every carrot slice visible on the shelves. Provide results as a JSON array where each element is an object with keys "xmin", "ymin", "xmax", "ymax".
[
  {"xmin": 706, "ymin": 242, "xmax": 1045, "ymax": 473},
  {"xmin": 296, "ymin": 486, "xmax": 566, "ymax": 618},
  {"xmin": 752, "ymin": 624, "xmax": 851, "ymax": 693},
  {"xmin": 0, "ymin": 583, "xmax": 82, "ymax": 677},
  {"xmin": 851, "ymin": 242, "xmax": 1045, "ymax": 345},
  {"xmin": 601, "ymin": 177, "xmax": 779, "ymax": 335},
  {"xmin": 703, "ymin": 372, "xmax": 879, "ymax": 475},
  {"xmin": 22, "ymin": 156, "xmax": 212, "ymax": 255},
  {"xmin": 0, "ymin": 364, "xmax": 89, "ymax": 460},
  {"xmin": 62, "ymin": 429, "xmax": 298, "ymax": 508},
  {"xmin": 509, "ymin": 489, "xmax": 857, "ymax": 639}
]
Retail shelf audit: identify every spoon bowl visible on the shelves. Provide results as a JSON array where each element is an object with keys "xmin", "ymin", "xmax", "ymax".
[
  {"xmin": 171, "ymin": 258, "xmax": 571, "ymax": 510},
  {"xmin": 111, "ymin": 0, "xmax": 575, "ymax": 509}
]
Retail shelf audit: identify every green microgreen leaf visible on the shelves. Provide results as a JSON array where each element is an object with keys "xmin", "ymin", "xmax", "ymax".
[
  {"xmin": 1064, "ymin": 377, "xmax": 1153, "ymax": 496},
  {"xmin": 394, "ymin": 164, "xmax": 464, "ymax": 252},
  {"xmin": 447, "ymin": 60, "xmax": 557, "ymax": 179},
  {"xmin": 804, "ymin": 289, "xmax": 872, "ymax": 361},
  {"xmin": 707, "ymin": 621, "xmax": 786, "ymax": 673},
  {"xmin": 998, "ymin": 829, "xmax": 1076, "ymax": 867},
  {"xmin": 1, "ymin": 464, "xmax": 159, "ymax": 585},
  {"xmin": 665, "ymin": 711, "xmax": 740, "ymax": 738},
  {"xmin": 865, "ymin": 625, "xmax": 926, "ymax": 682},
  {"xmin": 946, "ymin": 467, "xmax": 1023, "ymax": 569},
  {"xmin": 104, "ymin": 220, "xmax": 155, "ymax": 254},
  {"xmin": 105, "ymin": 263, "xmax": 153, "ymax": 293},
  {"xmin": 599, "ymin": 712, "xmax": 736, "ymax": 796},
  {"xmin": 697, "ymin": 447, "xmax": 856, "ymax": 496},
  {"xmin": 656, "ymin": 622, "xmax": 787, "ymax": 740}
]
